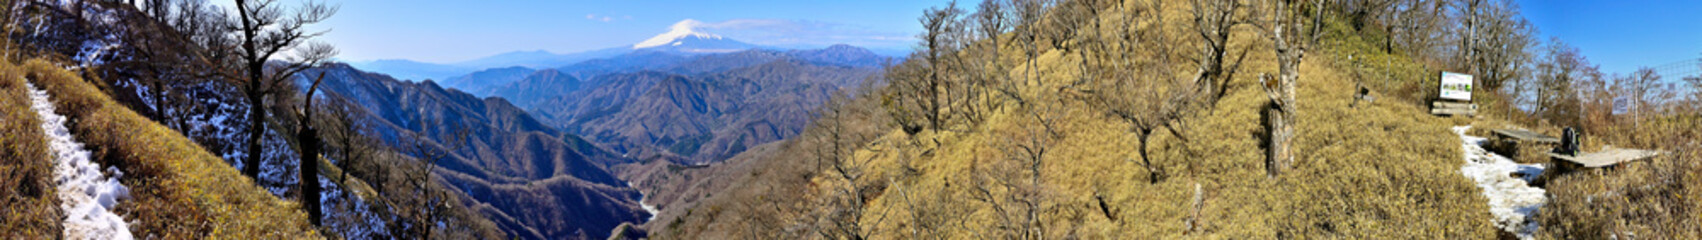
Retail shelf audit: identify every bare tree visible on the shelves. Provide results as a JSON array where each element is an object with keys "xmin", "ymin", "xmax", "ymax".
[
  {"xmin": 1254, "ymin": 0, "xmax": 1326, "ymax": 178},
  {"xmin": 230, "ymin": 0, "xmax": 337, "ymax": 178},
  {"xmin": 882, "ymin": 56, "xmax": 930, "ymax": 135},
  {"xmin": 813, "ymin": 92, "xmax": 889, "ymax": 240},
  {"xmin": 1084, "ymin": 1, "xmax": 1193, "ymax": 183},
  {"xmin": 1191, "ymin": 0, "xmax": 1252, "ymax": 106},
  {"xmin": 1013, "ymin": 0, "xmax": 1046, "ymax": 101},
  {"xmin": 972, "ymin": 0, "xmax": 1026, "ymax": 107},
  {"xmin": 919, "ymin": 1, "xmax": 964, "ymax": 131},
  {"xmin": 1460, "ymin": 0, "xmax": 1535, "ymax": 97},
  {"xmin": 1531, "ymin": 38, "xmax": 1592, "ymax": 127},
  {"xmin": 1010, "ymin": 102, "xmax": 1059, "ymax": 239},
  {"xmin": 321, "ymin": 93, "xmax": 372, "ymax": 203},
  {"xmin": 291, "ymin": 72, "xmax": 328, "ymax": 226},
  {"xmin": 1624, "ymin": 67, "xmax": 1661, "ymax": 128},
  {"xmin": 387, "ymin": 122, "xmax": 471, "ymax": 239},
  {"xmin": 318, "ymin": 91, "xmax": 381, "ymax": 238}
]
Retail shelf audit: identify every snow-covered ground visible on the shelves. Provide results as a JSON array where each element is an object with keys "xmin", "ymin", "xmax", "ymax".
[
  {"xmin": 628, "ymin": 181, "xmax": 659, "ymax": 222},
  {"xmin": 1453, "ymin": 126, "xmax": 1546, "ymax": 240},
  {"xmin": 28, "ymin": 82, "xmax": 135, "ymax": 240}
]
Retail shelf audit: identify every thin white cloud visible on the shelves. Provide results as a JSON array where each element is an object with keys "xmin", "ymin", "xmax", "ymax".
[{"xmin": 586, "ymin": 14, "xmax": 618, "ymax": 22}]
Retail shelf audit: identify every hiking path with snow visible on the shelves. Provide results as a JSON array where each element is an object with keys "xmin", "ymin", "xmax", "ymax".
[
  {"xmin": 28, "ymin": 82, "xmax": 135, "ymax": 240},
  {"xmin": 1454, "ymin": 126, "xmax": 1546, "ymax": 240}
]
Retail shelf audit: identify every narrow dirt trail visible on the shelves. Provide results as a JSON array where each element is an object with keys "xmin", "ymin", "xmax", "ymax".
[
  {"xmin": 1453, "ymin": 126, "xmax": 1546, "ymax": 240},
  {"xmin": 27, "ymin": 82, "xmax": 135, "ymax": 240}
]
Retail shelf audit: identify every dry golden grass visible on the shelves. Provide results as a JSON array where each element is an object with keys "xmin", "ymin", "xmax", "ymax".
[
  {"xmin": 1534, "ymin": 112, "xmax": 1702, "ymax": 238},
  {"xmin": 792, "ymin": 1, "xmax": 1501, "ymax": 237},
  {"xmin": 0, "ymin": 61, "xmax": 62, "ymax": 238},
  {"xmin": 20, "ymin": 59, "xmax": 318, "ymax": 238},
  {"xmin": 639, "ymin": 0, "xmax": 1507, "ymax": 238},
  {"xmin": 830, "ymin": 54, "xmax": 1496, "ymax": 238}
]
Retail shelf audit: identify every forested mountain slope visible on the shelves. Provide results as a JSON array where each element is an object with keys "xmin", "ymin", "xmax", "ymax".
[
  {"xmin": 480, "ymin": 49, "xmax": 882, "ymax": 164},
  {"xmin": 300, "ymin": 64, "xmax": 648, "ymax": 239}
]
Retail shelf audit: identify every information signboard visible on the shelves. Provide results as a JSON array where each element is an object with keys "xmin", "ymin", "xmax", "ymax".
[{"xmin": 1439, "ymin": 71, "xmax": 1473, "ymax": 101}]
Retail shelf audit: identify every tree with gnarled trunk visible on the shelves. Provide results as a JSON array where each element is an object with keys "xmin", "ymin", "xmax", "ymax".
[
  {"xmin": 1082, "ymin": 0, "xmax": 1201, "ymax": 184},
  {"xmin": 291, "ymin": 72, "xmax": 328, "ymax": 226},
  {"xmin": 812, "ymin": 91, "xmax": 889, "ymax": 240},
  {"xmin": 1191, "ymin": 0, "xmax": 1252, "ymax": 107},
  {"xmin": 918, "ymin": 1, "xmax": 963, "ymax": 132},
  {"xmin": 230, "ymin": 0, "xmax": 337, "ymax": 179},
  {"xmin": 1254, "ymin": 0, "xmax": 1325, "ymax": 178}
]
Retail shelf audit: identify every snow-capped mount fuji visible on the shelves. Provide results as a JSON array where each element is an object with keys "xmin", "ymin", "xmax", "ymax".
[{"xmin": 630, "ymin": 19, "xmax": 757, "ymax": 54}]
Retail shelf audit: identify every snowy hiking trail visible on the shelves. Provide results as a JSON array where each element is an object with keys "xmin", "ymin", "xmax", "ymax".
[
  {"xmin": 27, "ymin": 82, "xmax": 135, "ymax": 240},
  {"xmin": 1453, "ymin": 126, "xmax": 1545, "ymax": 240}
]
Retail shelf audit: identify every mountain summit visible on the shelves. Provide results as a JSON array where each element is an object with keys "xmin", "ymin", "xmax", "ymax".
[{"xmin": 632, "ymin": 19, "xmax": 755, "ymax": 53}]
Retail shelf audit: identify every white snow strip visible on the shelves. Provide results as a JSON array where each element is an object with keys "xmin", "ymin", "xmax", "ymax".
[
  {"xmin": 28, "ymin": 82, "xmax": 135, "ymax": 240},
  {"xmin": 628, "ymin": 181, "xmax": 659, "ymax": 222},
  {"xmin": 1453, "ymin": 126, "xmax": 1545, "ymax": 240}
]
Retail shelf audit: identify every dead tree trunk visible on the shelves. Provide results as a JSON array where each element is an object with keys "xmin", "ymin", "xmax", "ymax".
[
  {"xmin": 1258, "ymin": 0, "xmax": 1323, "ymax": 178},
  {"xmin": 297, "ymin": 72, "xmax": 326, "ymax": 226}
]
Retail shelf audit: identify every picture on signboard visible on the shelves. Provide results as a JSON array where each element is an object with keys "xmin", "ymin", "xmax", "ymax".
[{"xmin": 1439, "ymin": 71, "xmax": 1474, "ymax": 101}]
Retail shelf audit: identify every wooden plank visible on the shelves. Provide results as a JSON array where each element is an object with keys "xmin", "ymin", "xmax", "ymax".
[
  {"xmin": 1430, "ymin": 101, "xmax": 1477, "ymax": 116},
  {"xmin": 1431, "ymin": 101, "xmax": 1477, "ymax": 109},
  {"xmin": 1549, "ymin": 148, "xmax": 1664, "ymax": 168},
  {"xmin": 1430, "ymin": 107, "xmax": 1477, "ymax": 116},
  {"xmin": 1491, "ymin": 129, "xmax": 1560, "ymax": 144}
]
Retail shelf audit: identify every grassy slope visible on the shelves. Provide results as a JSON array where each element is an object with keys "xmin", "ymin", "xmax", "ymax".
[
  {"xmin": 845, "ymin": 54, "xmax": 1493, "ymax": 238},
  {"xmin": 820, "ymin": 2, "xmax": 1497, "ymax": 238},
  {"xmin": 640, "ymin": 0, "xmax": 1514, "ymax": 238},
  {"xmin": 0, "ymin": 62, "xmax": 62, "ymax": 238},
  {"xmin": 20, "ymin": 59, "xmax": 318, "ymax": 238}
]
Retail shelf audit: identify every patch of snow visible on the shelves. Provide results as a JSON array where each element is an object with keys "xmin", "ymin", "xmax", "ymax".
[
  {"xmin": 633, "ymin": 19, "xmax": 725, "ymax": 49},
  {"xmin": 1454, "ymin": 126, "xmax": 1546, "ymax": 240},
  {"xmin": 28, "ymin": 82, "xmax": 135, "ymax": 240},
  {"xmin": 628, "ymin": 181, "xmax": 659, "ymax": 222}
]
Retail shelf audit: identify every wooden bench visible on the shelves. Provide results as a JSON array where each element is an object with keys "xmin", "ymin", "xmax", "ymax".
[
  {"xmin": 1491, "ymin": 129, "xmax": 1560, "ymax": 144},
  {"xmin": 1549, "ymin": 148, "xmax": 1664, "ymax": 168},
  {"xmin": 1487, "ymin": 129, "xmax": 1559, "ymax": 161},
  {"xmin": 1535, "ymin": 148, "xmax": 1666, "ymax": 186}
]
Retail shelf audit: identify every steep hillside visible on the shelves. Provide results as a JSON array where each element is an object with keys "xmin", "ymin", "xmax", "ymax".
[
  {"xmin": 302, "ymin": 63, "xmax": 646, "ymax": 239},
  {"xmin": 441, "ymin": 66, "xmax": 535, "ymax": 96},
  {"xmin": 7, "ymin": 59, "xmax": 318, "ymax": 238},
  {"xmin": 523, "ymin": 57, "xmax": 877, "ymax": 163},
  {"xmin": 487, "ymin": 69, "xmax": 583, "ymax": 109},
  {"xmin": 784, "ymin": 44, "xmax": 888, "ymax": 68},
  {"xmin": 644, "ymin": 1, "xmax": 1503, "ymax": 238}
]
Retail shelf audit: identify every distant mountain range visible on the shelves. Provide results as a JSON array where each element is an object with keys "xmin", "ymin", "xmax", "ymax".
[
  {"xmin": 458, "ymin": 45, "xmax": 884, "ymax": 164},
  {"xmin": 301, "ymin": 63, "xmax": 647, "ymax": 240},
  {"xmin": 324, "ymin": 26, "xmax": 895, "ymax": 238},
  {"xmin": 348, "ymin": 26, "xmax": 903, "ymax": 85},
  {"xmin": 347, "ymin": 47, "xmax": 628, "ymax": 83}
]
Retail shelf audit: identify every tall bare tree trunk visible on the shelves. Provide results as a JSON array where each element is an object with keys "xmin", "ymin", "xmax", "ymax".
[
  {"xmin": 297, "ymin": 124, "xmax": 321, "ymax": 225},
  {"xmin": 237, "ymin": 0, "xmax": 265, "ymax": 179},
  {"xmin": 1260, "ymin": 0, "xmax": 1320, "ymax": 178},
  {"xmin": 244, "ymin": 83, "xmax": 263, "ymax": 178},
  {"xmin": 298, "ymin": 73, "xmax": 327, "ymax": 226}
]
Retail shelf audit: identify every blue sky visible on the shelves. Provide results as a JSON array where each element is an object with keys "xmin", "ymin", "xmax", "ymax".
[
  {"xmin": 264, "ymin": 0, "xmax": 1699, "ymax": 74},
  {"xmin": 1516, "ymin": 0, "xmax": 1702, "ymax": 76},
  {"xmin": 291, "ymin": 0, "xmax": 953, "ymax": 63}
]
